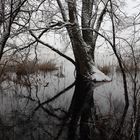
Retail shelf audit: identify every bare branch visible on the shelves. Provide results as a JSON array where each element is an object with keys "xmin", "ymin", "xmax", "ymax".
[
  {"xmin": 56, "ymin": 0, "xmax": 68, "ymax": 22},
  {"xmin": 29, "ymin": 30, "xmax": 76, "ymax": 66}
]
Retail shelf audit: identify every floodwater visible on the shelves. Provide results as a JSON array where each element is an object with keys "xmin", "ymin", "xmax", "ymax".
[{"xmin": 0, "ymin": 56, "xmax": 139, "ymax": 140}]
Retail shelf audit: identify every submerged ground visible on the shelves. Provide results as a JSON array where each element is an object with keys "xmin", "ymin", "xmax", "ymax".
[{"xmin": 0, "ymin": 54, "xmax": 139, "ymax": 140}]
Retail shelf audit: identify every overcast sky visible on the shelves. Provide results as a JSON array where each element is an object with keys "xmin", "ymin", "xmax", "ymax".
[{"xmin": 126, "ymin": 0, "xmax": 139, "ymax": 15}]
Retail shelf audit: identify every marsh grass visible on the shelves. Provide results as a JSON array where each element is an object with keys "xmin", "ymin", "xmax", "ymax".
[
  {"xmin": 0, "ymin": 59, "xmax": 58, "ymax": 85},
  {"xmin": 37, "ymin": 61, "xmax": 58, "ymax": 72},
  {"xmin": 0, "ymin": 60, "xmax": 58, "ymax": 75},
  {"xmin": 116, "ymin": 62, "xmax": 140, "ymax": 72},
  {"xmin": 16, "ymin": 61, "xmax": 36, "ymax": 76},
  {"xmin": 98, "ymin": 65, "xmax": 111, "ymax": 75}
]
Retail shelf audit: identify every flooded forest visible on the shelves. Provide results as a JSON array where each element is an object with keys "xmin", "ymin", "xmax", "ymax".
[{"xmin": 0, "ymin": 0, "xmax": 140, "ymax": 140}]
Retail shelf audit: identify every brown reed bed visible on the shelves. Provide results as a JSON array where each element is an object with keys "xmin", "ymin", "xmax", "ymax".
[
  {"xmin": 37, "ymin": 61, "xmax": 58, "ymax": 72},
  {"xmin": 0, "ymin": 60, "xmax": 58, "ymax": 76},
  {"xmin": 98, "ymin": 65, "xmax": 111, "ymax": 75},
  {"xmin": 116, "ymin": 63, "xmax": 140, "ymax": 72}
]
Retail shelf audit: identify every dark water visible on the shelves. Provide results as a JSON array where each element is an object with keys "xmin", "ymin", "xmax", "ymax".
[{"xmin": 0, "ymin": 58, "xmax": 139, "ymax": 140}]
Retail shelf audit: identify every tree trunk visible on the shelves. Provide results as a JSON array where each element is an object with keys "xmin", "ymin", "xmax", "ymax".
[
  {"xmin": 0, "ymin": 32, "xmax": 10, "ymax": 60},
  {"xmin": 55, "ymin": 1, "xmax": 110, "ymax": 139},
  {"xmin": 67, "ymin": 74, "xmax": 95, "ymax": 140}
]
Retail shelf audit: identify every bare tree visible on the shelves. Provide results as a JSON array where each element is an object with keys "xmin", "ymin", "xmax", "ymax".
[
  {"xmin": 0, "ymin": 0, "xmax": 29, "ymax": 60},
  {"xmin": 28, "ymin": 0, "xmax": 113, "ymax": 139},
  {"xmin": 2, "ymin": 0, "xmax": 140, "ymax": 140}
]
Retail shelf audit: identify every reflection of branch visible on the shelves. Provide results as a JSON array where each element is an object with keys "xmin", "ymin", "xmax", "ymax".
[
  {"xmin": 41, "ymin": 105, "xmax": 62, "ymax": 120},
  {"xmin": 55, "ymin": 114, "xmax": 69, "ymax": 140},
  {"xmin": 32, "ymin": 81, "xmax": 75, "ymax": 116},
  {"xmin": 20, "ymin": 94, "xmax": 63, "ymax": 120},
  {"xmin": 21, "ymin": 81, "xmax": 75, "ymax": 137},
  {"xmin": 29, "ymin": 30, "xmax": 76, "ymax": 66}
]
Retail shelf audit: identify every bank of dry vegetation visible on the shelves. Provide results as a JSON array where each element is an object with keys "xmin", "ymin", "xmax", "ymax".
[{"xmin": 0, "ymin": 59, "xmax": 58, "ymax": 76}]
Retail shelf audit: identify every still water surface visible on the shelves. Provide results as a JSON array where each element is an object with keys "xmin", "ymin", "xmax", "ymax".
[{"xmin": 0, "ymin": 57, "xmax": 139, "ymax": 139}]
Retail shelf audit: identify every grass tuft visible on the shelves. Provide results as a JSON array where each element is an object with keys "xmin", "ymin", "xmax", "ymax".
[
  {"xmin": 98, "ymin": 65, "xmax": 111, "ymax": 75},
  {"xmin": 16, "ymin": 62, "xmax": 36, "ymax": 76}
]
